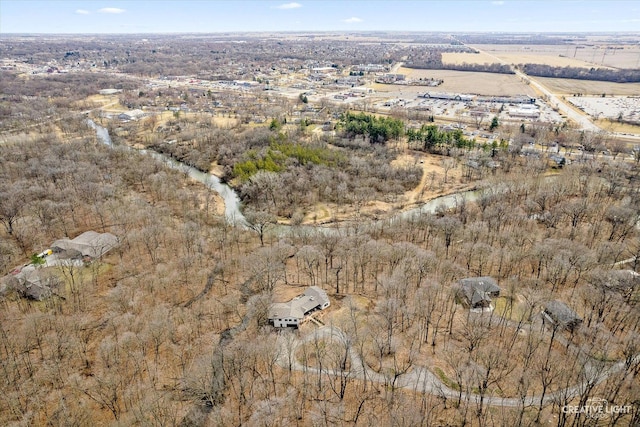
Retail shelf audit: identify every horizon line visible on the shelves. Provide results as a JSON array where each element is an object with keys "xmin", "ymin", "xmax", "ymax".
[{"xmin": 3, "ymin": 30, "xmax": 640, "ymax": 36}]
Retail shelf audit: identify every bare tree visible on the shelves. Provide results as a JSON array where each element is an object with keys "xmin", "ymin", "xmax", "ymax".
[
  {"xmin": 245, "ymin": 209, "xmax": 277, "ymax": 246},
  {"xmin": 0, "ymin": 181, "xmax": 30, "ymax": 236}
]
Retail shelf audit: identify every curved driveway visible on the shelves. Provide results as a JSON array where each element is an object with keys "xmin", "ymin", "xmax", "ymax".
[{"xmin": 277, "ymin": 325, "xmax": 639, "ymax": 408}]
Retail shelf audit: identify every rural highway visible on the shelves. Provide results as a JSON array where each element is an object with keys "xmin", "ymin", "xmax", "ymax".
[
  {"xmin": 514, "ymin": 71, "xmax": 640, "ymax": 142},
  {"xmin": 511, "ymin": 69, "xmax": 600, "ymax": 132},
  {"xmin": 465, "ymin": 44, "xmax": 602, "ymax": 133}
]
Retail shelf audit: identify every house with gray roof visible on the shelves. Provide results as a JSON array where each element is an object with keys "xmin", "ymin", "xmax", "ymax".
[
  {"xmin": 52, "ymin": 231, "xmax": 118, "ymax": 260},
  {"xmin": 3, "ymin": 266, "xmax": 60, "ymax": 301},
  {"xmin": 268, "ymin": 286, "xmax": 330, "ymax": 328},
  {"xmin": 542, "ymin": 300, "xmax": 583, "ymax": 332},
  {"xmin": 455, "ymin": 276, "xmax": 501, "ymax": 312},
  {"xmin": 2, "ymin": 230, "xmax": 119, "ymax": 301}
]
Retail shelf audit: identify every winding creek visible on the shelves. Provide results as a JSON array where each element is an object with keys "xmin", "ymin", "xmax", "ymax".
[
  {"xmin": 89, "ymin": 120, "xmax": 479, "ymax": 235},
  {"xmin": 89, "ymin": 120, "xmax": 249, "ymax": 228},
  {"xmin": 90, "ymin": 121, "xmax": 639, "ymax": 410}
]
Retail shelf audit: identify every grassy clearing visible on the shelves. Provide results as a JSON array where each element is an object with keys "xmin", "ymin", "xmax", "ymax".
[
  {"xmin": 494, "ymin": 297, "xmax": 527, "ymax": 322},
  {"xmin": 535, "ymin": 77, "xmax": 640, "ymax": 96},
  {"xmin": 594, "ymin": 119, "xmax": 640, "ymax": 135}
]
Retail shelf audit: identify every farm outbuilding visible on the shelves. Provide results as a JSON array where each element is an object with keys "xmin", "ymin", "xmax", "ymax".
[{"xmin": 117, "ymin": 109, "xmax": 146, "ymax": 121}]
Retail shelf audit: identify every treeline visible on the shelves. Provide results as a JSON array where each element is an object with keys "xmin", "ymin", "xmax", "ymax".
[
  {"xmin": 405, "ymin": 52, "xmax": 514, "ymax": 74},
  {"xmin": 406, "ymin": 124, "xmax": 487, "ymax": 154},
  {"xmin": 337, "ymin": 111, "xmax": 404, "ymax": 143},
  {"xmin": 444, "ymin": 61, "xmax": 514, "ymax": 74},
  {"xmin": 233, "ymin": 137, "xmax": 345, "ymax": 181},
  {"xmin": 407, "ymin": 62, "xmax": 514, "ymax": 75},
  {"xmin": 520, "ymin": 63, "xmax": 640, "ymax": 83},
  {"xmin": 337, "ymin": 111, "xmax": 502, "ymax": 154}
]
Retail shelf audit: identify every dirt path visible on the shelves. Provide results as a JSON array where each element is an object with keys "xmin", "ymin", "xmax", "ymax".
[{"xmin": 392, "ymin": 150, "xmax": 473, "ymax": 207}]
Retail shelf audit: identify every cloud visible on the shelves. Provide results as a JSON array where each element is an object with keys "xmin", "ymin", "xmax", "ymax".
[
  {"xmin": 275, "ymin": 2, "xmax": 301, "ymax": 9},
  {"xmin": 491, "ymin": 1, "xmax": 505, "ymax": 5},
  {"xmin": 75, "ymin": 9, "xmax": 90, "ymax": 15},
  {"xmin": 343, "ymin": 17, "xmax": 363, "ymax": 23},
  {"xmin": 98, "ymin": 7, "xmax": 126, "ymax": 14}
]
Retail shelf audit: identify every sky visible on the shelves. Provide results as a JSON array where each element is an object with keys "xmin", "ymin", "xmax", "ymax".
[{"xmin": 1, "ymin": 1, "xmax": 639, "ymax": 34}]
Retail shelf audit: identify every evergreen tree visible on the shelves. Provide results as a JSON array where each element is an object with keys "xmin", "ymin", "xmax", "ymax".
[{"xmin": 489, "ymin": 116, "xmax": 499, "ymax": 131}]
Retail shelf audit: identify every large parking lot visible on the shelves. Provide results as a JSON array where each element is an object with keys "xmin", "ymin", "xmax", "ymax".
[
  {"xmin": 568, "ymin": 96, "xmax": 640, "ymax": 122},
  {"xmin": 368, "ymin": 94, "xmax": 565, "ymax": 127}
]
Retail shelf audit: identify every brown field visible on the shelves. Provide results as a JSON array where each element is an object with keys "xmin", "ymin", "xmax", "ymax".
[
  {"xmin": 441, "ymin": 51, "xmax": 502, "ymax": 66},
  {"xmin": 535, "ymin": 77, "xmax": 640, "ymax": 96},
  {"xmin": 594, "ymin": 119, "xmax": 640, "ymax": 135},
  {"xmin": 395, "ymin": 68, "xmax": 536, "ymax": 96},
  {"xmin": 86, "ymin": 94, "xmax": 128, "ymax": 112},
  {"xmin": 444, "ymin": 51, "xmax": 596, "ymax": 69},
  {"xmin": 472, "ymin": 43, "xmax": 640, "ymax": 70}
]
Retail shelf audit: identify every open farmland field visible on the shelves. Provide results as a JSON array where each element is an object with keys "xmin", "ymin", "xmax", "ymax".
[
  {"xmin": 472, "ymin": 43, "xmax": 640, "ymax": 69},
  {"xmin": 395, "ymin": 68, "xmax": 536, "ymax": 96},
  {"xmin": 441, "ymin": 51, "xmax": 502, "ymax": 65},
  {"xmin": 535, "ymin": 77, "xmax": 640, "ymax": 96},
  {"xmin": 446, "ymin": 49, "xmax": 597, "ymax": 68}
]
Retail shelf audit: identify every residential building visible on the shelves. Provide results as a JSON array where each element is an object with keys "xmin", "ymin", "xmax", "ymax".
[
  {"xmin": 52, "ymin": 231, "xmax": 118, "ymax": 260},
  {"xmin": 268, "ymin": 286, "xmax": 330, "ymax": 328},
  {"xmin": 542, "ymin": 300, "xmax": 583, "ymax": 332},
  {"xmin": 455, "ymin": 276, "xmax": 501, "ymax": 312}
]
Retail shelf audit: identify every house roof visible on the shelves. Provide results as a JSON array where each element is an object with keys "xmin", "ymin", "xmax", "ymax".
[
  {"xmin": 295, "ymin": 286, "xmax": 329, "ymax": 314},
  {"xmin": 268, "ymin": 286, "xmax": 330, "ymax": 320},
  {"xmin": 7, "ymin": 265, "xmax": 59, "ymax": 300},
  {"xmin": 268, "ymin": 302, "xmax": 305, "ymax": 320},
  {"xmin": 52, "ymin": 231, "xmax": 118, "ymax": 259},
  {"xmin": 604, "ymin": 270, "xmax": 640, "ymax": 293},
  {"xmin": 118, "ymin": 109, "xmax": 146, "ymax": 120},
  {"xmin": 458, "ymin": 277, "xmax": 500, "ymax": 305},
  {"xmin": 543, "ymin": 300, "xmax": 581, "ymax": 325}
]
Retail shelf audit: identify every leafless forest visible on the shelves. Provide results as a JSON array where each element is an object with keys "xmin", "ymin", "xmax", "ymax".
[{"xmin": 0, "ymin": 34, "xmax": 639, "ymax": 426}]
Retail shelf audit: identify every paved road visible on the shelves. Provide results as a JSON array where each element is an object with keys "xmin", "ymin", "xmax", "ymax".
[
  {"xmin": 465, "ymin": 45, "xmax": 640, "ymax": 143},
  {"xmin": 512, "ymin": 69, "xmax": 601, "ymax": 132}
]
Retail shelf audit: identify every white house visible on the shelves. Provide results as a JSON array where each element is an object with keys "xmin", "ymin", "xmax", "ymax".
[
  {"xmin": 268, "ymin": 286, "xmax": 330, "ymax": 328},
  {"xmin": 117, "ymin": 109, "xmax": 146, "ymax": 121}
]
